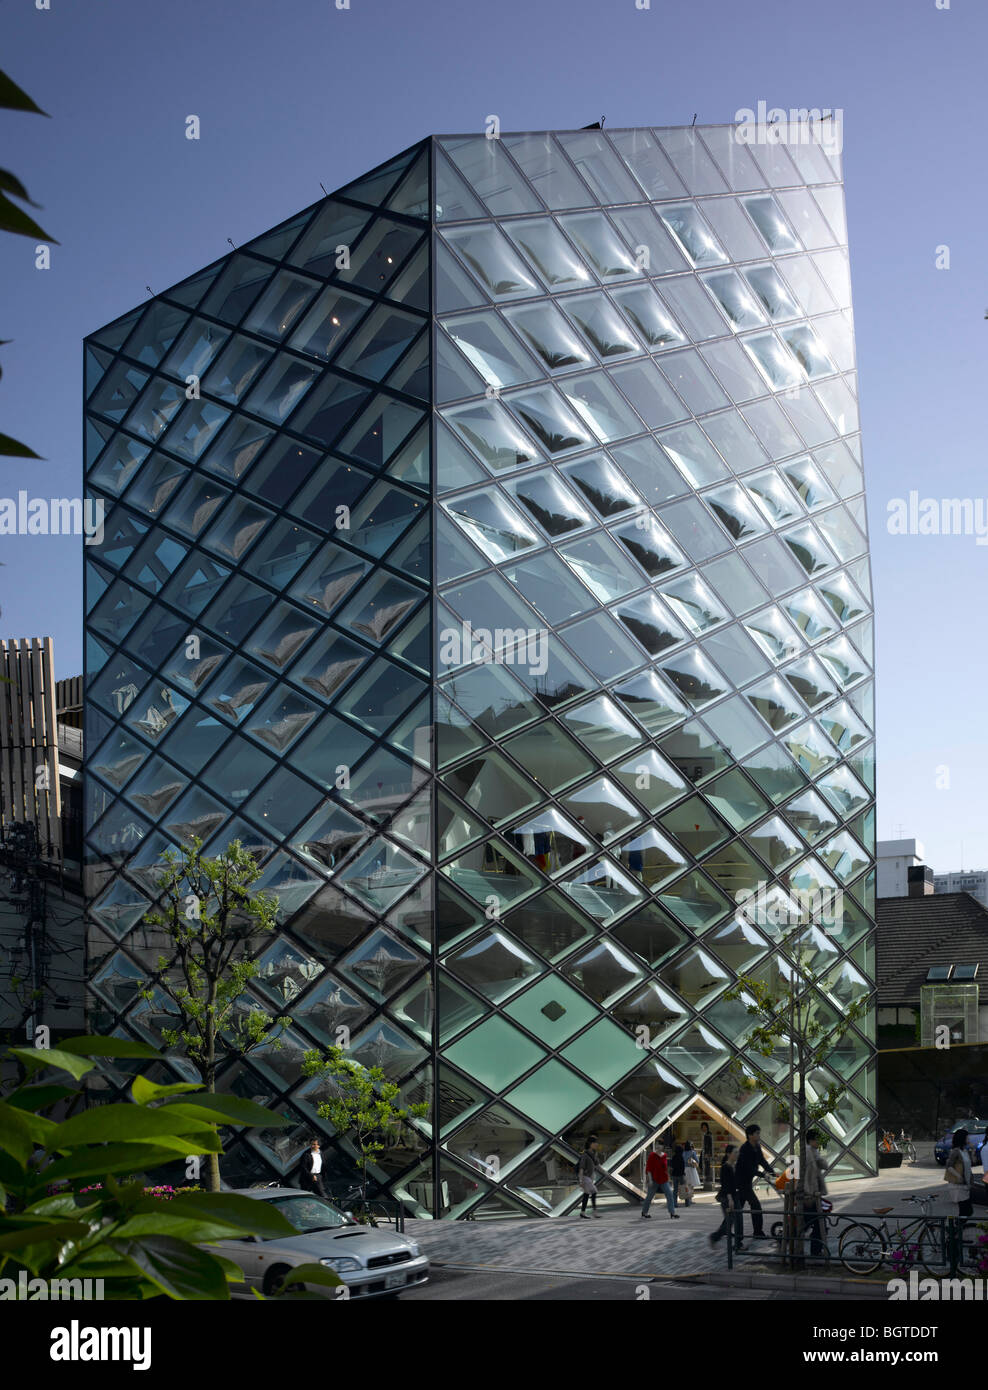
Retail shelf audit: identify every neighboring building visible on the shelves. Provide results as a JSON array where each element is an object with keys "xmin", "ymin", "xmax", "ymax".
[
  {"xmin": 877, "ymin": 838, "xmax": 929, "ymax": 899},
  {"xmin": 82, "ymin": 124, "xmax": 876, "ymax": 1214},
  {"xmin": 0, "ymin": 640, "xmax": 86, "ymax": 1040},
  {"xmin": 934, "ymin": 869, "xmax": 988, "ymax": 911},
  {"xmin": 876, "ymin": 892, "xmax": 988, "ymax": 1048}
]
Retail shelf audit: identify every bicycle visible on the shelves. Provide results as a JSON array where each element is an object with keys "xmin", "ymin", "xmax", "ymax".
[{"xmin": 838, "ymin": 1194, "xmax": 977, "ymax": 1275}]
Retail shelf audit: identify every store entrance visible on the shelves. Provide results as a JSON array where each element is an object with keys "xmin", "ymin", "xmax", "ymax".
[{"xmin": 655, "ymin": 1097, "xmax": 746, "ymax": 1190}]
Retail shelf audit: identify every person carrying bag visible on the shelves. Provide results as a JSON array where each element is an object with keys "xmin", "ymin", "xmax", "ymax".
[{"xmin": 944, "ymin": 1127, "xmax": 973, "ymax": 1220}]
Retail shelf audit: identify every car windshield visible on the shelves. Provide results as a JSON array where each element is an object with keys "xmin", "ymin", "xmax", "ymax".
[{"xmin": 265, "ymin": 1195, "xmax": 354, "ymax": 1234}]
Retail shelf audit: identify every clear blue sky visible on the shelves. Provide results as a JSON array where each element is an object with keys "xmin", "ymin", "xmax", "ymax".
[{"xmin": 2, "ymin": 0, "xmax": 985, "ymax": 873}]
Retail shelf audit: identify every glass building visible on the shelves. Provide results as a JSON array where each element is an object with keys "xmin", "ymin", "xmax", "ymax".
[{"xmin": 83, "ymin": 125, "xmax": 876, "ymax": 1217}]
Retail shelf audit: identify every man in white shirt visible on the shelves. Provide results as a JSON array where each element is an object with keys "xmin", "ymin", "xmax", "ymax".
[{"xmin": 300, "ymin": 1138, "xmax": 327, "ymax": 1197}]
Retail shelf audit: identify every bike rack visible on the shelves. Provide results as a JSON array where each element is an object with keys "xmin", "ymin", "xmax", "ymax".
[{"xmin": 725, "ymin": 1205, "xmax": 974, "ymax": 1276}]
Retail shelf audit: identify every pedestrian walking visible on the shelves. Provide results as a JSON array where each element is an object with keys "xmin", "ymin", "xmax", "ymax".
[
  {"xmin": 708, "ymin": 1144, "xmax": 743, "ymax": 1248},
  {"xmin": 802, "ymin": 1129, "xmax": 828, "ymax": 1256},
  {"xmin": 578, "ymin": 1135, "xmax": 601, "ymax": 1219},
  {"xmin": 298, "ymin": 1137, "xmax": 327, "ymax": 1197},
  {"xmin": 670, "ymin": 1143, "xmax": 687, "ymax": 1207},
  {"xmin": 944, "ymin": 1127, "xmax": 974, "ymax": 1226},
  {"xmin": 641, "ymin": 1143, "xmax": 679, "ymax": 1219},
  {"xmin": 683, "ymin": 1141, "xmax": 700, "ymax": 1206},
  {"xmin": 700, "ymin": 1121, "xmax": 714, "ymax": 1186},
  {"xmin": 734, "ymin": 1123, "xmax": 775, "ymax": 1241}
]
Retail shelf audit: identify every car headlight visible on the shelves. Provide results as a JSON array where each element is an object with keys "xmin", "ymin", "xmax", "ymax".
[
  {"xmin": 406, "ymin": 1241, "xmax": 420, "ymax": 1258},
  {"xmin": 319, "ymin": 1257, "xmax": 361, "ymax": 1272}
]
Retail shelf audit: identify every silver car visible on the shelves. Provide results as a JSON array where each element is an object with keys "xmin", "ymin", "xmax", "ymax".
[{"xmin": 213, "ymin": 1188, "xmax": 429, "ymax": 1299}]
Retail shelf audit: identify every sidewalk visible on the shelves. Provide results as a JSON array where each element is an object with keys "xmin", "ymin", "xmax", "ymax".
[{"xmin": 403, "ymin": 1153, "xmax": 981, "ymax": 1288}]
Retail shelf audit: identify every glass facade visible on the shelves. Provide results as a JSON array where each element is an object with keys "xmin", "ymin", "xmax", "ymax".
[{"xmin": 83, "ymin": 126, "xmax": 876, "ymax": 1215}]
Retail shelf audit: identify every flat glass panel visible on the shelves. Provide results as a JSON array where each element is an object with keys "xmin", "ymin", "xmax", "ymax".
[
  {"xmin": 442, "ymin": 136, "xmax": 544, "ymax": 216},
  {"xmin": 561, "ymin": 539, "xmax": 644, "ymax": 606},
  {"xmin": 657, "ymin": 128, "xmax": 728, "ymax": 194},
  {"xmin": 608, "ymin": 359, "xmax": 687, "ymax": 429},
  {"xmin": 610, "ymin": 127, "xmax": 686, "ymax": 200},
  {"xmin": 557, "ymin": 130, "xmax": 641, "ymax": 203},
  {"xmin": 700, "ymin": 196, "xmax": 766, "ymax": 262},
  {"xmin": 502, "ymin": 549, "xmax": 594, "ymax": 625},
  {"xmin": 610, "ymin": 205, "xmax": 686, "ymax": 275},
  {"xmin": 557, "ymin": 370, "xmax": 644, "ymax": 443},
  {"xmin": 442, "ymin": 310, "xmax": 539, "ymax": 389},
  {"xmin": 658, "ymin": 276, "xmax": 727, "ymax": 342},
  {"xmin": 609, "ymin": 435, "xmax": 686, "ymax": 507}
]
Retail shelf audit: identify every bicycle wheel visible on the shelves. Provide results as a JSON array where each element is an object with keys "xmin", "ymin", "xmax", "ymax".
[
  {"xmin": 839, "ymin": 1221, "xmax": 883, "ymax": 1275},
  {"xmin": 917, "ymin": 1223, "xmax": 947, "ymax": 1275}
]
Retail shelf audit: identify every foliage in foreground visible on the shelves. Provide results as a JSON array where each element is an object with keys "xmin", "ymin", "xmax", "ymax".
[{"xmin": 0, "ymin": 1036, "xmax": 340, "ymax": 1298}]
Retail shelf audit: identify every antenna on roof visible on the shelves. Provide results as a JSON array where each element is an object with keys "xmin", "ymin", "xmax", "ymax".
[
  {"xmin": 320, "ymin": 182, "xmax": 328, "ymax": 196},
  {"xmin": 227, "ymin": 238, "xmax": 237, "ymax": 250},
  {"xmin": 145, "ymin": 286, "xmax": 155, "ymax": 297},
  {"xmin": 691, "ymin": 113, "xmax": 697, "ymax": 126}
]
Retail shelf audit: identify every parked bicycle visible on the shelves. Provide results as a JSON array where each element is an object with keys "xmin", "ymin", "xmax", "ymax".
[
  {"xmin": 898, "ymin": 1130, "xmax": 917, "ymax": 1162},
  {"xmin": 838, "ymin": 1194, "xmax": 978, "ymax": 1275}
]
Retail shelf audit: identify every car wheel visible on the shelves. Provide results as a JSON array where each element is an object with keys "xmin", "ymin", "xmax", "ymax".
[{"xmin": 263, "ymin": 1264, "xmax": 293, "ymax": 1297}]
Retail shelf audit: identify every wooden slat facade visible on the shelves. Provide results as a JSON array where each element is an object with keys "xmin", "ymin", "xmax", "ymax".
[{"xmin": 0, "ymin": 637, "xmax": 62, "ymax": 855}]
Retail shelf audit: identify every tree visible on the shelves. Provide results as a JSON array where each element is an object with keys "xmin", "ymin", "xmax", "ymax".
[
  {"xmin": 0, "ymin": 1034, "xmax": 341, "ymax": 1298},
  {"xmin": 724, "ymin": 907, "xmax": 871, "ymax": 1266},
  {"xmin": 137, "ymin": 839, "xmax": 289, "ymax": 1192},
  {"xmin": 1, "ymin": 68, "xmax": 57, "ymax": 459},
  {"xmin": 301, "ymin": 1046, "xmax": 428, "ymax": 1211}
]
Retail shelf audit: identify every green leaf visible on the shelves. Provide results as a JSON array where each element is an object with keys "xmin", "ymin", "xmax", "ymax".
[
  {"xmin": 0, "ymin": 1099, "xmax": 34, "ymax": 1165},
  {"xmin": 0, "ymin": 1219, "xmax": 90, "ymax": 1253},
  {"xmin": 147, "ymin": 1191, "xmax": 297, "ymax": 1239},
  {"xmin": 112, "ymin": 1212, "xmax": 257, "ymax": 1244},
  {"xmin": 5, "ymin": 1084, "xmax": 76, "ymax": 1112},
  {"xmin": 0, "ymin": 432, "xmax": 41, "ymax": 459},
  {"xmin": 0, "ymin": 190, "xmax": 53, "ymax": 241},
  {"xmin": 50, "ymin": 1103, "xmax": 220, "ymax": 1149},
  {"xmin": 108, "ymin": 1234, "xmax": 231, "ymax": 1300},
  {"xmin": 131, "ymin": 1076, "xmax": 202, "ymax": 1105},
  {"xmin": 57, "ymin": 1036, "xmax": 161, "ymax": 1061},
  {"xmin": 39, "ymin": 1141, "xmax": 219, "ymax": 1187},
  {"xmin": 277, "ymin": 1261, "xmax": 344, "ymax": 1291},
  {"xmin": 0, "ymin": 70, "xmax": 48, "ymax": 115},
  {"xmin": 0, "ymin": 168, "xmax": 39, "ymax": 204},
  {"xmin": 160, "ymin": 1095, "xmax": 290, "ymax": 1128},
  {"xmin": 6, "ymin": 1048, "xmax": 96, "ymax": 1082}
]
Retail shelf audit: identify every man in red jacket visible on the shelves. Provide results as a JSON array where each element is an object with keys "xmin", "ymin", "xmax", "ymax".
[{"xmin": 641, "ymin": 1144, "xmax": 680, "ymax": 1219}]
